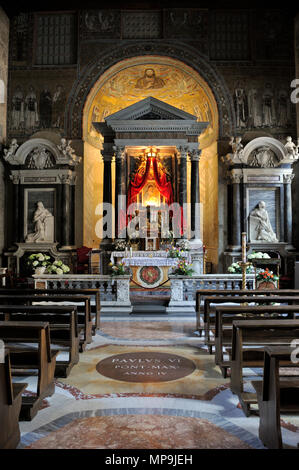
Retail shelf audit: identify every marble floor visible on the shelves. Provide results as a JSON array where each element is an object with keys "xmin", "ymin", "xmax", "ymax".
[{"xmin": 17, "ymin": 315, "xmax": 299, "ymax": 450}]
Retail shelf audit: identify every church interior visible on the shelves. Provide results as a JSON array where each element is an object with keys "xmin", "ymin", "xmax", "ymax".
[{"xmin": 1, "ymin": 1, "xmax": 299, "ymax": 453}]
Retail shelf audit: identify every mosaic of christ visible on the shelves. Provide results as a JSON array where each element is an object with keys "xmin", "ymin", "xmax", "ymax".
[{"xmin": 87, "ymin": 62, "xmax": 217, "ymax": 149}]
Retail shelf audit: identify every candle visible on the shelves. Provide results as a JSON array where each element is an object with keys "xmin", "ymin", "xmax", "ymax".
[
  {"xmin": 130, "ymin": 247, "xmax": 133, "ymax": 257},
  {"xmin": 241, "ymin": 232, "xmax": 247, "ymax": 263}
]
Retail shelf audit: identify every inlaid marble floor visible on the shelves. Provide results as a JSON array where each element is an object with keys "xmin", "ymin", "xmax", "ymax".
[{"xmin": 18, "ymin": 316, "xmax": 299, "ymax": 450}]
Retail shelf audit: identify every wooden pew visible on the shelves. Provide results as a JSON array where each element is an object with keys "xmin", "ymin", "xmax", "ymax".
[
  {"xmin": 0, "ymin": 288, "xmax": 101, "ymax": 333},
  {"xmin": 215, "ymin": 305, "xmax": 299, "ymax": 377},
  {"xmin": 0, "ymin": 321, "xmax": 59, "ymax": 420},
  {"xmin": 196, "ymin": 289, "xmax": 299, "ymax": 333},
  {"xmin": 252, "ymin": 346, "xmax": 299, "ymax": 449},
  {"xmin": 0, "ymin": 294, "xmax": 92, "ymax": 352},
  {"xmin": 0, "ymin": 349, "xmax": 27, "ymax": 449},
  {"xmin": 204, "ymin": 296, "xmax": 299, "ymax": 354},
  {"xmin": 0, "ymin": 305, "xmax": 79, "ymax": 378},
  {"xmin": 230, "ymin": 319, "xmax": 299, "ymax": 416}
]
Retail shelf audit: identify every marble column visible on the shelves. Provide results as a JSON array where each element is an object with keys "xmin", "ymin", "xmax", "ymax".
[
  {"xmin": 61, "ymin": 174, "xmax": 72, "ymax": 247},
  {"xmin": 190, "ymin": 149, "xmax": 201, "ymax": 239},
  {"xmin": 284, "ymin": 173, "xmax": 294, "ymax": 244},
  {"xmin": 228, "ymin": 172, "xmax": 242, "ymax": 250},
  {"xmin": 114, "ymin": 146, "xmax": 126, "ymax": 239},
  {"xmin": 178, "ymin": 146, "xmax": 188, "ymax": 238},
  {"xmin": 102, "ymin": 153, "xmax": 113, "ymax": 240},
  {"xmin": 10, "ymin": 174, "xmax": 20, "ymax": 242}
]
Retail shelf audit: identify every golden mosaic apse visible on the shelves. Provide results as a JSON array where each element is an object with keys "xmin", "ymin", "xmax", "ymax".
[{"xmin": 84, "ymin": 57, "xmax": 218, "ymax": 150}]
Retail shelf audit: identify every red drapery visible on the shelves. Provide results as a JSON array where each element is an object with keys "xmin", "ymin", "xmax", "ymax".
[
  {"xmin": 128, "ymin": 157, "xmax": 173, "ymax": 207},
  {"xmin": 126, "ymin": 157, "xmax": 184, "ymax": 235}
]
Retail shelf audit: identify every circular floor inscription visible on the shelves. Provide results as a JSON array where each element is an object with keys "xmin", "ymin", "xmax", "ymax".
[{"xmin": 96, "ymin": 351, "xmax": 196, "ymax": 383}]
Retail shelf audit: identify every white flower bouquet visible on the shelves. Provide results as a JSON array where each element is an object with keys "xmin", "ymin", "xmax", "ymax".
[{"xmin": 46, "ymin": 260, "xmax": 70, "ymax": 275}]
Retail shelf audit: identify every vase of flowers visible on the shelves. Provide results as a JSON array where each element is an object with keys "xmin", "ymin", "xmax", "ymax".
[
  {"xmin": 27, "ymin": 253, "xmax": 51, "ymax": 274},
  {"xmin": 256, "ymin": 268, "xmax": 279, "ymax": 289},
  {"xmin": 172, "ymin": 259, "xmax": 194, "ymax": 276},
  {"xmin": 109, "ymin": 261, "xmax": 131, "ymax": 276},
  {"xmin": 46, "ymin": 260, "xmax": 70, "ymax": 275},
  {"xmin": 167, "ymin": 246, "xmax": 184, "ymax": 259}
]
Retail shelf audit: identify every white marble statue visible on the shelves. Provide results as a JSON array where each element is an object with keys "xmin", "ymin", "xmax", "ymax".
[
  {"xmin": 284, "ymin": 136, "xmax": 299, "ymax": 159},
  {"xmin": 58, "ymin": 138, "xmax": 81, "ymax": 165},
  {"xmin": 249, "ymin": 201, "xmax": 278, "ymax": 243},
  {"xmin": 26, "ymin": 201, "xmax": 54, "ymax": 243},
  {"xmin": 3, "ymin": 138, "xmax": 19, "ymax": 163}
]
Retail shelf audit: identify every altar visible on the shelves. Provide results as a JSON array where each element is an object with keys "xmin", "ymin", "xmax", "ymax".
[{"xmin": 110, "ymin": 251, "xmax": 191, "ymax": 289}]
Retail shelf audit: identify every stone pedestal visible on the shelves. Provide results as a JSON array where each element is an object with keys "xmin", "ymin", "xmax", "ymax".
[{"xmin": 166, "ymin": 276, "xmax": 196, "ymax": 315}]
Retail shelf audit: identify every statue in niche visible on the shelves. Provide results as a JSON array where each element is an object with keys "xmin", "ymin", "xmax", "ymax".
[
  {"xmin": 52, "ymin": 85, "xmax": 66, "ymax": 128},
  {"xmin": 26, "ymin": 201, "xmax": 54, "ymax": 243},
  {"xmin": 11, "ymin": 86, "xmax": 24, "ymax": 130},
  {"xmin": 39, "ymin": 87, "xmax": 52, "ymax": 128},
  {"xmin": 248, "ymin": 146, "xmax": 277, "ymax": 168},
  {"xmin": 249, "ymin": 201, "xmax": 278, "ymax": 243},
  {"xmin": 262, "ymin": 83, "xmax": 276, "ymax": 127},
  {"xmin": 277, "ymin": 89, "xmax": 290, "ymax": 127},
  {"xmin": 248, "ymin": 89, "xmax": 262, "ymax": 128},
  {"xmin": 234, "ymin": 85, "xmax": 247, "ymax": 128},
  {"xmin": 24, "ymin": 86, "xmax": 39, "ymax": 131},
  {"xmin": 284, "ymin": 136, "xmax": 299, "ymax": 159},
  {"xmin": 135, "ymin": 68, "xmax": 165, "ymax": 90}
]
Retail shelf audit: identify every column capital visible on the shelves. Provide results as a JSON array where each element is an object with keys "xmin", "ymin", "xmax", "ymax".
[
  {"xmin": 227, "ymin": 170, "xmax": 243, "ymax": 184},
  {"xmin": 9, "ymin": 173, "xmax": 20, "ymax": 184},
  {"xmin": 177, "ymin": 145, "xmax": 189, "ymax": 157},
  {"xmin": 189, "ymin": 149, "xmax": 202, "ymax": 162},
  {"xmin": 113, "ymin": 145, "xmax": 126, "ymax": 160},
  {"xmin": 283, "ymin": 173, "xmax": 295, "ymax": 184}
]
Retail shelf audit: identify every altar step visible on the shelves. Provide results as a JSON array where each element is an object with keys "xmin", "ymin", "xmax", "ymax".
[{"xmin": 131, "ymin": 304, "xmax": 167, "ymax": 314}]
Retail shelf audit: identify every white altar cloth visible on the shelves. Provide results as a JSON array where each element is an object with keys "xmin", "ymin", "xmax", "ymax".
[
  {"xmin": 122, "ymin": 257, "xmax": 178, "ymax": 266},
  {"xmin": 110, "ymin": 250, "xmax": 191, "ymax": 266}
]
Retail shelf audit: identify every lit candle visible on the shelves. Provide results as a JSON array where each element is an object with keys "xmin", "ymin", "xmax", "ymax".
[{"xmin": 241, "ymin": 232, "xmax": 247, "ymax": 263}]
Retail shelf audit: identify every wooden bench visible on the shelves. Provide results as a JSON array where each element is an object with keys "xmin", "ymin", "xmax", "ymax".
[
  {"xmin": 0, "ymin": 288, "xmax": 101, "ymax": 333},
  {"xmin": 0, "ymin": 349, "xmax": 27, "ymax": 448},
  {"xmin": 196, "ymin": 289, "xmax": 299, "ymax": 333},
  {"xmin": 230, "ymin": 319, "xmax": 299, "ymax": 416},
  {"xmin": 252, "ymin": 346, "xmax": 299, "ymax": 449},
  {"xmin": 0, "ymin": 321, "xmax": 59, "ymax": 420},
  {"xmin": 215, "ymin": 305, "xmax": 299, "ymax": 377},
  {"xmin": 0, "ymin": 294, "xmax": 92, "ymax": 352},
  {"xmin": 0, "ymin": 305, "xmax": 79, "ymax": 378},
  {"xmin": 204, "ymin": 296, "xmax": 299, "ymax": 354}
]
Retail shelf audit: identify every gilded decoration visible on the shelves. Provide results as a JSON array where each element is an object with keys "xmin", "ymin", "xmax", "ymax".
[{"xmin": 85, "ymin": 58, "xmax": 217, "ymax": 150}]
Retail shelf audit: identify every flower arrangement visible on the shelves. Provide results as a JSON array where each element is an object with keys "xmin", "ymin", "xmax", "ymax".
[
  {"xmin": 167, "ymin": 246, "xmax": 186, "ymax": 259},
  {"xmin": 256, "ymin": 268, "xmax": 279, "ymax": 284},
  {"xmin": 177, "ymin": 239, "xmax": 191, "ymax": 251},
  {"xmin": 114, "ymin": 239, "xmax": 127, "ymax": 251},
  {"xmin": 227, "ymin": 251, "xmax": 271, "ymax": 274},
  {"xmin": 248, "ymin": 251, "xmax": 271, "ymax": 260},
  {"xmin": 227, "ymin": 262, "xmax": 254, "ymax": 274},
  {"xmin": 46, "ymin": 260, "xmax": 70, "ymax": 275},
  {"xmin": 172, "ymin": 259, "xmax": 194, "ymax": 276},
  {"xmin": 109, "ymin": 261, "xmax": 130, "ymax": 276},
  {"xmin": 27, "ymin": 253, "xmax": 51, "ymax": 269}
]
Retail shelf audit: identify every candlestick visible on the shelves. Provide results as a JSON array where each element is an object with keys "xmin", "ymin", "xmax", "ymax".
[{"xmin": 241, "ymin": 232, "xmax": 247, "ymax": 263}]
